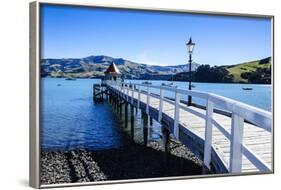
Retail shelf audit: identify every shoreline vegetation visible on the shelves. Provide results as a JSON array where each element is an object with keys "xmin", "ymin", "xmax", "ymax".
[
  {"xmin": 41, "ymin": 140, "xmax": 204, "ymax": 185},
  {"xmin": 41, "ymin": 56, "xmax": 271, "ymax": 84}
]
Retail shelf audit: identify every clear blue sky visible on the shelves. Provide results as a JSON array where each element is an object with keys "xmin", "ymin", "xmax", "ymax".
[{"xmin": 41, "ymin": 4, "xmax": 272, "ymax": 66}]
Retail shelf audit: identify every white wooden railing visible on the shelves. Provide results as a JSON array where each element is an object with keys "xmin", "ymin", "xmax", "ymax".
[{"xmin": 106, "ymin": 81, "xmax": 272, "ymax": 173}]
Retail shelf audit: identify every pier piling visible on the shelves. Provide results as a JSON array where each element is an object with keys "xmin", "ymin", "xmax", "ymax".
[
  {"xmin": 125, "ymin": 103, "xmax": 128, "ymax": 128},
  {"xmin": 130, "ymin": 105, "xmax": 134, "ymax": 141},
  {"xmin": 162, "ymin": 126, "xmax": 170, "ymax": 162},
  {"xmin": 115, "ymin": 95, "xmax": 119, "ymax": 110},
  {"xmin": 143, "ymin": 112, "xmax": 148, "ymax": 146},
  {"xmin": 115, "ymin": 95, "xmax": 118, "ymax": 111},
  {"xmin": 112, "ymin": 94, "xmax": 115, "ymax": 109},
  {"xmin": 119, "ymin": 100, "xmax": 122, "ymax": 117},
  {"xmin": 141, "ymin": 111, "xmax": 144, "ymax": 119}
]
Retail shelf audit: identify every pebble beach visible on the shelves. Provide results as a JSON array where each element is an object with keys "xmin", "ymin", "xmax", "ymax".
[{"xmin": 41, "ymin": 140, "xmax": 204, "ymax": 185}]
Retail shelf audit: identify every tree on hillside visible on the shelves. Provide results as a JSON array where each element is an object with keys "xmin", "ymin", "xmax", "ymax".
[
  {"xmin": 193, "ymin": 65, "xmax": 233, "ymax": 83},
  {"xmin": 241, "ymin": 67, "xmax": 271, "ymax": 84}
]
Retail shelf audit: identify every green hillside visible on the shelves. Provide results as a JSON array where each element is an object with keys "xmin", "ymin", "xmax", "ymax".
[
  {"xmin": 172, "ymin": 57, "xmax": 271, "ymax": 84},
  {"xmin": 225, "ymin": 57, "xmax": 271, "ymax": 83}
]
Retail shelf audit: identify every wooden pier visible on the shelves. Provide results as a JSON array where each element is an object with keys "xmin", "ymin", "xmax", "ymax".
[
  {"xmin": 93, "ymin": 83, "xmax": 108, "ymax": 102},
  {"xmin": 95, "ymin": 81, "xmax": 272, "ymax": 174}
]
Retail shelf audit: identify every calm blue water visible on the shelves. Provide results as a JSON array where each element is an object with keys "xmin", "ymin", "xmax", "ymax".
[
  {"xmin": 41, "ymin": 78, "xmax": 129, "ymax": 151},
  {"xmin": 41, "ymin": 78, "xmax": 272, "ymax": 151},
  {"xmin": 127, "ymin": 80, "xmax": 272, "ymax": 112}
]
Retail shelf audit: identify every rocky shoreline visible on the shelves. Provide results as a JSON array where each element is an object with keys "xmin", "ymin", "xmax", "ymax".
[{"xmin": 41, "ymin": 140, "xmax": 204, "ymax": 185}]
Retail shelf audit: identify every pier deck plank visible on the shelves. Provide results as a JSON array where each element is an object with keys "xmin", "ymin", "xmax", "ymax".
[{"xmin": 123, "ymin": 88, "xmax": 272, "ymax": 173}]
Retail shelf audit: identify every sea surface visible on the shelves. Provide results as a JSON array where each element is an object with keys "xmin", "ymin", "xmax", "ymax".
[
  {"xmin": 126, "ymin": 79, "xmax": 272, "ymax": 112},
  {"xmin": 41, "ymin": 78, "xmax": 272, "ymax": 151}
]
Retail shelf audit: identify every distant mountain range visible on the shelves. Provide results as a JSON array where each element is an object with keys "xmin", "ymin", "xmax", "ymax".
[
  {"xmin": 40, "ymin": 55, "xmax": 199, "ymax": 80},
  {"xmin": 40, "ymin": 55, "xmax": 271, "ymax": 83}
]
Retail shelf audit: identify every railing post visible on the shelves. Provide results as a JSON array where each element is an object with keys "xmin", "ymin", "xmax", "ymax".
[
  {"xmin": 146, "ymin": 85, "xmax": 150, "ymax": 114},
  {"xmin": 131, "ymin": 86, "xmax": 134, "ymax": 105},
  {"xmin": 158, "ymin": 87, "xmax": 163, "ymax": 122},
  {"xmin": 174, "ymin": 89, "xmax": 180, "ymax": 139},
  {"xmin": 122, "ymin": 84, "xmax": 124, "ymax": 98},
  {"xmin": 119, "ymin": 84, "xmax": 121, "ymax": 97},
  {"xmin": 123, "ymin": 84, "xmax": 125, "ymax": 99},
  {"xmin": 121, "ymin": 83, "xmax": 124, "ymax": 98},
  {"xmin": 203, "ymin": 98, "xmax": 214, "ymax": 169},
  {"xmin": 137, "ymin": 86, "xmax": 140, "ymax": 109},
  {"xmin": 126, "ymin": 85, "xmax": 129, "ymax": 102},
  {"xmin": 229, "ymin": 113, "xmax": 244, "ymax": 173},
  {"xmin": 116, "ymin": 83, "xmax": 119, "ymax": 93}
]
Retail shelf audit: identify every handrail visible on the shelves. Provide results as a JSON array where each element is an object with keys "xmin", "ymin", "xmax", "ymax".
[
  {"xmin": 106, "ymin": 81, "xmax": 272, "ymax": 173},
  {"xmin": 115, "ymin": 81, "xmax": 271, "ymax": 132}
]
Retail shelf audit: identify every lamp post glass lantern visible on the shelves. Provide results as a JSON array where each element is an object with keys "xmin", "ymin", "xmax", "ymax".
[{"xmin": 186, "ymin": 37, "xmax": 195, "ymax": 106}]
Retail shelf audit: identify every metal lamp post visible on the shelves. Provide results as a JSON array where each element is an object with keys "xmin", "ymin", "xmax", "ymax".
[{"xmin": 186, "ymin": 37, "xmax": 195, "ymax": 106}]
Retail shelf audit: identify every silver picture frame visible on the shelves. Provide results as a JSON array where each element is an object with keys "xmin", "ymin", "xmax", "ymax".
[{"xmin": 29, "ymin": 1, "xmax": 274, "ymax": 188}]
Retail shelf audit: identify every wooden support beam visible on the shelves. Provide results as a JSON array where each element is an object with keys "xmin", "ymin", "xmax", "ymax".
[
  {"xmin": 161, "ymin": 125, "xmax": 170, "ymax": 162},
  {"xmin": 130, "ymin": 105, "xmax": 134, "ymax": 142},
  {"xmin": 143, "ymin": 112, "xmax": 148, "ymax": 146},
  {"xmin": 115, "ymin": 94, "xmax": 118, "ymax": 110},
  {"xmin": 113, "ymin": 94, "xmax": 116, "ymax": 109},
  {"xmin": 146, "ymin": 85, "xmax": 150, "ymax": 114},
  {"xmin": 119, "ymin": 98, "xmax": 122, "ymax": 117},
  {"xmin": 115, "ymin": 94, "xmax": 119, "ymax": 110},
  {"xmin": 93, "ymin": 84, "xmax": 95, "ymax": 102},
  {"xmin": 146, "ymin": 116, "xmax": 153, "ymax": 140},
  {"xmin": 115, "ymin": 95, "xmax": 117, "ymax": 110},
  {"xmin": 106, "ymin": 89, "xmax": 109, "ymax": 100},
  {"xmin": 116, "ymin": 95, "xmax": 118, "ymax": 110},
  {"xmin": 125, "ymin": 103, "xmax": 128, "ymax": 128},
  {"xmin": 108, "ymin": 91, "xmax": 111, "ymax": 104},
  {"xmin": 102, "ymin": 86, "xmax": 104, "ymax": 99}
]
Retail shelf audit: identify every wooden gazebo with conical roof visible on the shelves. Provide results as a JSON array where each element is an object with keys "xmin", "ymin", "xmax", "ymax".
[{"xmin": 104, "ymin": 62, "xmax": 121, "ymax": 81}]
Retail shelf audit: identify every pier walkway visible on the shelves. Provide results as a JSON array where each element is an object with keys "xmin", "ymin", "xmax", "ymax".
[{"xmin": 104, "ymin": 81, "xmax": 272, "ymax": 174}]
